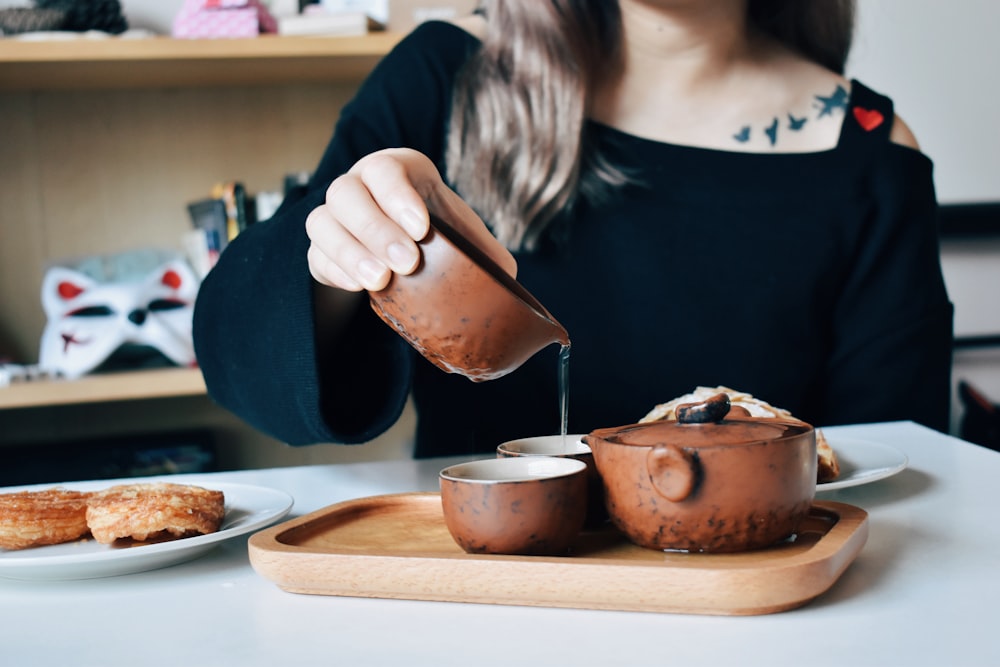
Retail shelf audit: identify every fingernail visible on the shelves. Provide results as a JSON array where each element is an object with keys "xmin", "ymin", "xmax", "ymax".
[
  {"xmin": 358, "ymin": 258, "xmax": 388, "ymax": 288},
  {"xmin": 387, "ymin": 242, "xmax": 418, "ymax": 273},
  {"xmin": 400, "ymin": 209, "xmax": 426, "ymax": 238}
]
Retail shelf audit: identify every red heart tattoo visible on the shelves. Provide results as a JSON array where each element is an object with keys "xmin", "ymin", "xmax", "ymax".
[{"xmin": 853, "ymin": 107, "xmax": 885, "ymax": 132}]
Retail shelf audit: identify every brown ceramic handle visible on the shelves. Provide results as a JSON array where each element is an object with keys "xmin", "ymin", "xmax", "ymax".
[
  {"xmin": 676, "ymin": 392, "xmax": 731, "ymax": 424},
  {"xmin": 646, "ymin": 443, "xmax": 697, "ymax": 502}
]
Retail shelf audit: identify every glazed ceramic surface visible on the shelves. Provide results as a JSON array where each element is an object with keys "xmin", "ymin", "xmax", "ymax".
[
  {"xmin": 584, "ymin": 394, "xmax": 816, "ymax": 553},
  {"xmin": 439, "ymin": 457, "xmax": 587, "ymax": 556},
  {"xmin": 369, "ymin": 215, "xmax": 568, "ymax": 382}
]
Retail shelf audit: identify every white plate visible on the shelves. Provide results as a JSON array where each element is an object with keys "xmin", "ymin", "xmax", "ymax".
[
  {"xmin": 0, "ymin": 479, "xmax": 293, "ymax": 581},
  {"xmin": 816, "ymin": 437, "xmax": 909, "ymax": 492}
]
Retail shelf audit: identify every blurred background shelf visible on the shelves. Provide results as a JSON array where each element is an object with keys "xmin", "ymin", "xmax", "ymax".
[
  {"xmin": 0, "ymin": 29, "xmax": 407, "ymax": 471},
  {"xmin": 0, "ymin": 367, "xmax": 207, "ymax": 409},
  {"xmin": 0, "ymin": 33, "xmax": 403, "ymax": 90},
  {"xmin": 0, "ymin": 31, "xmax": 397, "ymax": 377},
  {"xmin": 0, "ymin": 0, "xmax": 463, "ymax": 473}
]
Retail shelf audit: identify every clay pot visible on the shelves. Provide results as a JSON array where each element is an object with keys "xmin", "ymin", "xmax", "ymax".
[
  {"xmin": 369, "ymin": 215, "xmax": 568, "ymax": 382},
  {"xmin": 583, "ymin": 393, "xmax": 816, "ymax": 553}
]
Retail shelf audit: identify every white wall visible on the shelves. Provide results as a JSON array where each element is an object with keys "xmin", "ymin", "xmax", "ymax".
[
  {"xmin": 115, "ymin": 0, "xmax": 186, "ymax": 33},
  {"xmin": 849, "ymin": 0, "xmax": 1000, "ymax": 203}
]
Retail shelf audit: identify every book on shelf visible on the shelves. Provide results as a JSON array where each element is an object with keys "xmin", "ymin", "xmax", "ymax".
[
  {"xmin": 184, "ymin": 182, "xmax": 259, "ymax": 277},
  {"xmin": 185, "ymin": 198, "xmax": 228, "ymax": 277},
  {"xmin": 187, "ymin": 198, "xmax": 228, "ymax": 252},
  {"xmin": 277, "ymin": 10, "xmax": 384, "ymax": 36},
  {"xmin": 211, "ymin": 181, "xmax": 255, "ymax": 240}
]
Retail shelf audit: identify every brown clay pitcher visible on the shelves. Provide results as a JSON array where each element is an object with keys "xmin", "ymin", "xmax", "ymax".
[{"xmin": 369, "ymin": 214, "xmax": 568, "ymax": 381}]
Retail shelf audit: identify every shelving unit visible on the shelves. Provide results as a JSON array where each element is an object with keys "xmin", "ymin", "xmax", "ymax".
[
  {"xmin": 0, "ymin": 367, "xmax": 206, "ymax": 410},
  {"xmin": 0, "ymin": 33, "xmax": 398, "ymax": 406},
  {"xmin": 0, "ymin": 33, "xmax": 403, "ymax": 89},
  {"xmin": 0, "ymin": 33, "xmax": 405, "ymax": 470}
]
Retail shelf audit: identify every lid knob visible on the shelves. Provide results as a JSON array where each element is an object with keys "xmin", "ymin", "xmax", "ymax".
[{"xmin": 676, "ymin": 392, "xmax": 731, "ymax": 424}]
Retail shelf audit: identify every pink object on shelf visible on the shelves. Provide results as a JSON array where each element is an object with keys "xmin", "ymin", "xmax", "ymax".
[{"xmin": 172, "ymin": 0, "xmax": 278, "ymax": 39}]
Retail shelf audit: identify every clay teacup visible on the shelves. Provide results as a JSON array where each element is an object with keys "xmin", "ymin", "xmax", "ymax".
[
  {"xmin": 496, "ymin": 435, "xmax": 607, "ymax": 528},
  {"xmin": 369, "ymin": 214, "xmax": 568, "ymax": 382},
  {"xmin": 439, "ymin": 456, "xmax": 587, "ymax": 556},
  {"xmin": 583, "ymin": 393, "xmax": 816, "ymax": 553}
]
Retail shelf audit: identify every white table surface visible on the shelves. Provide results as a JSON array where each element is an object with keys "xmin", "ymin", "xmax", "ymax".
[{"xmin": 2, "ymin": 421, "xmax": 998, "ymax": 667}]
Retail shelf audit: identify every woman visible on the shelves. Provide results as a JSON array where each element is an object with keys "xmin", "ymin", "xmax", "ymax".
[{"xmin": 193, "ymin": 0, "xmax": 953, "ymax": 457}]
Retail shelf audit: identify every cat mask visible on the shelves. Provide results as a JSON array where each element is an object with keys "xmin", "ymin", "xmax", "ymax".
[{"xmin": 39, "ymin": 259, "xmax": 199, "ymax": 379}]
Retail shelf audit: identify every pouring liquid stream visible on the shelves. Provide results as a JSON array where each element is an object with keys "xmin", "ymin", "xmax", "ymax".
[{"xmin": 558, "ymin": 343, "xmax": 571, "ymax": 450}]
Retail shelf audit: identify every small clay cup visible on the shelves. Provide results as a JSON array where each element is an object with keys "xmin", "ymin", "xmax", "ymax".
[
  {"xmin": 496, "ymin": 435, "xmax": 607, "ymax": 528},
  {"xmin": 584, "ymin": 393, "xmax": 816, "ymax": 553},
  {"xmin": 439, "ymin": 456, "xmax": 587, "ymax": 556},
  {"xmin": 369, "ymin": 214, "xmax": 568, "ymax": 382}
]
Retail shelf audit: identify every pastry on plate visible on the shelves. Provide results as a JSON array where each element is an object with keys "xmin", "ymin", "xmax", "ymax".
[
  {"xmin": 814, "ymin": 431, "xmax": 840, "ymax": 483},
  {"xmin": 640, "ymin": 385, "xmax": 840, "ymax": 483},
  {"xmin": 0, "ymin": 488, "xmax": 92, "ymax": 550},
  {"xmin": 86, "ymin": 482, "xmax": 225, "ymax": 544}
]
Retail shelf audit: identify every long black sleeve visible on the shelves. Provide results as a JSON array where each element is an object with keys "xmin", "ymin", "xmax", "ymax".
[{"xmin": 193, "ymin": 22, "xmax": 477, "ymax": 445}]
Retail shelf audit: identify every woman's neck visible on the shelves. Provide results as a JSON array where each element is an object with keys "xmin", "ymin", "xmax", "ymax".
[
  {"xmin": 612, "ymin": 0, "xmax": 753, "ymax": 95},
  {"xmin": 591, "ymin": 0, "xmax": 844, "ymax": 153}
]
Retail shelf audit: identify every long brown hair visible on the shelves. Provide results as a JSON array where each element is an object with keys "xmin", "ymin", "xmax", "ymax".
[{"xmin": 446, "ymin": 0, "xmax": 856, "ymax": 251}]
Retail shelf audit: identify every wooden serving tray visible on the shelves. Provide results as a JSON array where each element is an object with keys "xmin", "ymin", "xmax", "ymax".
[{"xmin": 248, "ymin": 493, "xmax": 868, "ymax": 616}]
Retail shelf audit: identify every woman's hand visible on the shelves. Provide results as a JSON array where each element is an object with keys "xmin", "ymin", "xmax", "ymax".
[{"xmin": 306, "ymin": 148, "xmax": 516, "ymax": 292}]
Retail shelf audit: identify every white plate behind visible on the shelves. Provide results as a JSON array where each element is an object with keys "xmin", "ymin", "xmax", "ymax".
[{"xmin": 816, "ymin": 437, "xmax": 909, "ymax": 492}]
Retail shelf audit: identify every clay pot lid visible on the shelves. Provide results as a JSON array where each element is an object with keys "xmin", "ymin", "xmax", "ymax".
[{"xmin": 587, "ymin": 393, "xmax": 812, "ymax": 449}]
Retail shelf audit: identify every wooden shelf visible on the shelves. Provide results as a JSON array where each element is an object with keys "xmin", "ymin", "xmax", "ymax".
[
  {"xmin": 0, "ymin": 32, "xmax": 404, "ymax": 90},
  {"xmin": 0, "ymin": 367, "xmax": 207, "ymax": 410},
  {"xmin": 0, "ymin": 33, "xmax": 393, "ymax": 423}
]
